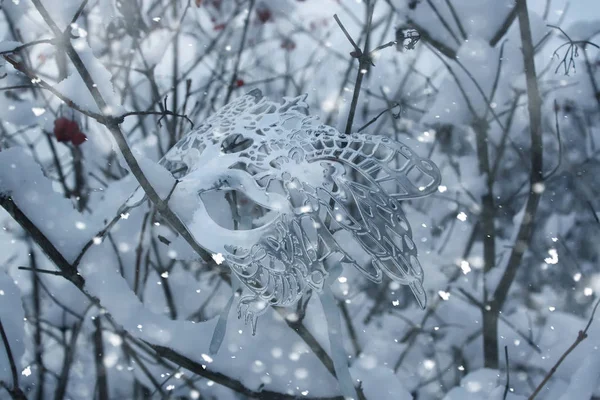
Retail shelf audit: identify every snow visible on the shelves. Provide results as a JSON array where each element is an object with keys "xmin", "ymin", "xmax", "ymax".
[
  {"xmin": 407, "ymin": 0, "xmax": 517, "ymax": 43},
  {"xmin": 1, "ymin": 0, "xmax": 600, "ymax": 398},
  {"xmin": 0, "ymin": 147, "xmax": 342, "ymax": 397},
  {"xmin": 78, "ymin": 239, "xmax": 343, "ymax": 396},
  {"xmin": 443, "ymin": 369, "xmax": 521, "ymax": 400},
  {"xmin": 138, "ymin": 29, "xmax": 175, "ymax": 67},
  {"xmin": 38, "ymin": 0, "xmax": 82, "ymax": 31},
  {"xmin": 558, "ymin": 354, "xmax": 600, "ymax": 400},
  {"xmin": 352, "ymin": 363, "xmax": 413, "ymax": 400},
  {"xmin": 0, "ymin": 147, "xmax": 100, "ymax": 262},
  {"xmin": 564, "ymin": 20, "xmax": 600, "ymax": 41},
  {"xmin": 53, "ymin": 39, "xmax": 124, "ymax": 116},
  {"xmin": 134, "ymin": 151, "xmax": 177, "ymax": 200},
  {"xmin": 0, "ymin": 99, "xmax": 37, "ymax": 126},
  {"xmin": 0, "ymin": 41, "xmax": 21, "ymax": 53}
]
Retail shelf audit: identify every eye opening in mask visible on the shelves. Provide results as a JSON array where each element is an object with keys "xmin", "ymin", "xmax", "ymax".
[{"xmin": 199, "ymin": 189, "xmax": 278, "ymax": 231}]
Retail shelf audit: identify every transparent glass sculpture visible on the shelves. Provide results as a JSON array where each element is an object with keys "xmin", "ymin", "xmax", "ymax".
[{"xmin": 155, "ymin": 89, "xmax": 440, "ymax": 397}]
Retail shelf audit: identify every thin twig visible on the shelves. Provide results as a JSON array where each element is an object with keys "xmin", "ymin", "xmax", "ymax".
[
  {"xmin": 503, "ymin": 346, "xmax": 510, "ymax": 400},
  {"xmin": 1, "ymin": 196, "xmax": 83, "ymax": 287},
  {"xmin": 223, "ymin": 0, "xmax": 255, "ymax": 104},
  {"xmin": 18, "ymin": 266, "xmax": 65, "ymax": 276},
  {"xmin": 0, "ymin": 39, "xmax": 55, "ymax": 56},
  {"xmin": 2, "ymin": 55, "xmax": 104, "ymax": 122},
  {"xmin": 456, "ymin": 288, "xmax": 541, "ymax": 353},
  {"xmin": 53, "ymin": 314, "xmax": 86, "ymax": 400},
  {"xmin": 93, "ymin": 316, "xmax": 109, "ymax": 400},
  {"xmin": 357, "ymin": 103, "xmax": 401, "ymax": 132},
  {"xmin": 588, "ymin": 201, "xmax": 600, "ymax": 224},
  {"xmin": 543, "ymin": 100, "xmax": 563, "ymax": 179},
  {"xmin": 334, "ymin": 5, "xmax": 379, "ymax": 135},
  {"xmin": 150, "ymin": 342, "xmax": 344, "ymax": 400},
  {"xmin": 444, "ymin": 0, "xmax": 467, "ymax": 41},
  {"xmin": 426, "ymin": 0, "xmax": 460, "ymax": 46},
  {"xmin": 528, "ymin": 298, "xmax": 600, "ymax": 399},
  {"xmin": 28, "ymin": 248, "xmax": 46, "ymax": 400},
  {"xmin": 490, "ymin": 6, "xmax": 518, "ymax": 47},
  {"xmin": 0, "ymin": 318, "xmax": 26, "ymax": 400},
  {"xmin": 402, "ymin": 20, "xmax": 456, "ymax": 58},
  {"xmin": 69, "ymin": 0, "xmax": 89, "ymax": 25},
  {"xmin": 547, "ymin": 24, "xmax": 600, "ymax": 75},
  {"xmin": 333, "ymin": 14, "xmax": 361, "ymax": 54},
  {"xmin": 116, "ymin": 110, "xmax": 194, "ymax": 129}
]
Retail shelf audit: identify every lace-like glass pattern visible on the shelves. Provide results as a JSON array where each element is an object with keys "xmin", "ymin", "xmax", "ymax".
[{"xmin": 161, "ymin": 89, "xmax": 441, "ymax": 333}]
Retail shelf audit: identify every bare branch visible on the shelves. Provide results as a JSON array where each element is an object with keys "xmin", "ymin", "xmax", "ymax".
[
  {"xmin": 492, "ymin": 0, "xmax": 544, "ymax": 310},
  {"xmin": 333, "ymin": 14, "xmax": 362, "ymax": 54},
  {"xmin": 116, "ymin": 110, "xmax": 194, "ymax": 129},
  {"xmin": 0, "ymin": 39, "xmax": 55, "ymax": 56},
  {"xmin": 528, "ymin": 298, "xmax": 600, "ymax": 399},
  {"xmin": 0, "ymin": 318, "xmax": 26, "ymax": 400}
]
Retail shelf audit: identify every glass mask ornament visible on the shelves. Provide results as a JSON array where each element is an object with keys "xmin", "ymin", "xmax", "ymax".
[{"xmin": 131, "ymin": 89, "xmax": 441, "ymax": 398}]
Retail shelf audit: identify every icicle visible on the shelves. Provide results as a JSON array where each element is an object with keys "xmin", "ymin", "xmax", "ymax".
[
  {"xmin": 210, "ymin": 280, "xmax": 241, "ymax": 355},
  {"xmin": 209, "ymin": 293, "xmax": 234, "ymax": 355},
  {"xmin": 320, "ymin": 286, "xmax": 358, "ymax": 400}
]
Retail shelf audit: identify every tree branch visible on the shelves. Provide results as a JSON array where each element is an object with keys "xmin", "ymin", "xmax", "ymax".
[
  {"xmin": 528, "ymin": 298, "xmax": 600, "ymax": 400},
  {"xmin": 492, "ymin": 0, "xmax": 544, "ymax": 310},
  {"xmin": 0, "ymin": 318, "xmax": 26, "ymax": 400}
]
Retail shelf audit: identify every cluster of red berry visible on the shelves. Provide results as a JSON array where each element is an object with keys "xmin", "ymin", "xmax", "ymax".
[{"xmin": 53, "ymin": 118, "xmax": 87, "ymax": 146}]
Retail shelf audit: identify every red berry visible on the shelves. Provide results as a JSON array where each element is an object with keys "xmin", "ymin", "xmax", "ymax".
[
  {"xmin": 235, "ymin": 79, "xmax": 245, "ymax": 87},
  {"xmin": 54, "ymin": 117, "xmax": 79, "ymax": 143},
  {"xmin": 256, "ymin": 7, "xmax": 272, "ymax": 23},
  {"xmin": 213, "ymin": 23, "xmax": 225, "ymax": 31},
  {"xmin": 71, "ymin": 132, "xmax": 87, "ymax": 146}
]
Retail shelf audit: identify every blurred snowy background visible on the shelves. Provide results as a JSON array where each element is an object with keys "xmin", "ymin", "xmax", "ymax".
[{"xmin": 1, "ymin": 0, "xmax": 600, "ymax": 399}]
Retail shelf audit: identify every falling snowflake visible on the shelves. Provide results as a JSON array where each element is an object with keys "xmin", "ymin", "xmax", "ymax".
[
  {"xmin": 459, "ymin": 260, "xmax": 471, "ymax": 275},
  {"xmin": 544, "ymin": 248, "xmax": 559, "ymax": 265},
  {"xmin": 438, "ymin": 290, "xmax": 451, "ymax": 301},
  {"xmin": 211, "ymin": 253, "xmax": 225, "ymax": 265}
]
